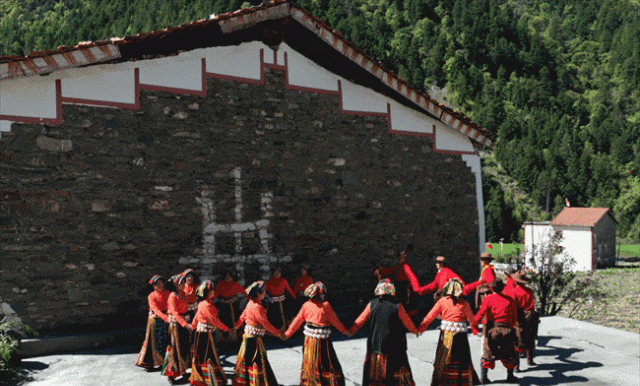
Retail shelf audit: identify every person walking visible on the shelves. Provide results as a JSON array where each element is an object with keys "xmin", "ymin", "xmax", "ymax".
[
  {"xmin": 233, "ymin": 280, "xmax": 287, "ymax": 386},
  {"xmin": 162, "ymin": 274, "xmax": 195, "ymax": 384},
  {"xmin": 136, "ymin": 275, "xmax": 171, "ymax": 371},
  {"xmin": 350, "ymin": 279, "xmax": 419, "ymax": 386},
  {"xmin": 189, "ymin": 280, "xmax": 233, "ymax": 386},
  {"xmin": 474, "ymin": 279, "xmax": 518, "ymax": 384},
  {"xmin": 285, "ymin": 281, "xmax": 351, "ymax": 386},
  {"xmin": 418, "ymin": 278, "xmax": 480, "ymax": 386}
]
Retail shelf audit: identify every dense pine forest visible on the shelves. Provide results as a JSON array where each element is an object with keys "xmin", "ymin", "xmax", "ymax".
[{"xmin": 1, "ymin": 0, "xmax": 639, "ymax": 242}]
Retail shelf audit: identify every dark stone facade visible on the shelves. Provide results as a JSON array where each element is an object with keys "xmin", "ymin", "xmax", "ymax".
[{"xmin": 0, "ymin": 68, "xmax": 479, "ymax": 331}]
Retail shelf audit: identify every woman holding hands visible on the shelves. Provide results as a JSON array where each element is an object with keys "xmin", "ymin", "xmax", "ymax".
[
  {"xmin": 233, "ymin": 280, "xmax": 287, "ymax": 386},
  {"xmin": 418, "ymin": 278, "xmax": 480, "ymax": 386},
  {"xmin": 285, "ymin": 282, "xmax": 351, "ymax": 386}
]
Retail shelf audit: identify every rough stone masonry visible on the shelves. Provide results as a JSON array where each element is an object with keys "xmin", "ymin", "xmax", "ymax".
[{"xmin": 0, "ymin": 68, "xmax": 479, "ymax": 332}]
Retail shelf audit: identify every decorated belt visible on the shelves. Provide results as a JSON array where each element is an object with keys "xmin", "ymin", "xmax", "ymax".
[
  {"xmin": 304, "ymin": 324, "xmax": 331, "ymax": 339},
  {"xmin": 148, "ymin": 311, "xmax": 157, "ymax": 319},
  {"xmin": 188, "ymin": 303, "xmax": 198, "ymax": 311},
  {"xmin": 168, "ymin": 313, "xmax": 191, "ymax": 324},
  {"xmin": 440, "ymin": 320, "xmax": 468, "ymax": 333},
  {"xmin": 244, "ymin": 325, "xmax": 266, "ymax": 337},
  {"xmin": 218, "ymin": 296, "xmax": 238, "ymax": 304},
  {"xmin": 268, "ymin": 294, "xmax": 285, "ymax": 303},
  {"xmin": 196, "ymin": 322, "xmax": 215, "ymax": 333}
]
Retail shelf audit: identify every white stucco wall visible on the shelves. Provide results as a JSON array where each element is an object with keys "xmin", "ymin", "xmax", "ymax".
[
  {"xmin": 0, "ymin": 75, "xmax": 58, "ymax": 119},
  {"xmin": 559, "ymin": 227, "xmax": 594, "ymax": 271},
  {"xmin": 204, "ymin": 41, "xmax": 263, "ymax": 81}
]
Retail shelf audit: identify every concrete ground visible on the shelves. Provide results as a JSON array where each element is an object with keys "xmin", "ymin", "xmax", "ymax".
[{"xmin": 13, "ymin": 316, "xmax": 640, "ymax": 386}]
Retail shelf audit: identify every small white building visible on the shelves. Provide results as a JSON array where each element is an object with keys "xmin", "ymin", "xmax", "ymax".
[{"xmin": 523, "ymin": 207, "xmax": 618, "ymax": 271}]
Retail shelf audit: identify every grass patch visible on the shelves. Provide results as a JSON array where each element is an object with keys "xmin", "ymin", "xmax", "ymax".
[
  {"xmin": 618, "ymin": 244, "xmax": 640, "ymax": 256},
  {"xmin": 558, "ymin": 267, "xmax": 640, "ymax": 333}
]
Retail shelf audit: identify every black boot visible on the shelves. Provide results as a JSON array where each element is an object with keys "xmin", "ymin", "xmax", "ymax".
[
  {"xmin": 506, "ymin": 369, "xmax": 519, "ymax": 383},
  {"xmin": 481, "ymin": 367, "xmax": 491, "ymax": 384}
]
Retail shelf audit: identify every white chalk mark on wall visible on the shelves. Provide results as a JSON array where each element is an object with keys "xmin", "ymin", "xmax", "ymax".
[{"xmin": 180, "ymin": 167, "xmax": 291, "ymax": 284}]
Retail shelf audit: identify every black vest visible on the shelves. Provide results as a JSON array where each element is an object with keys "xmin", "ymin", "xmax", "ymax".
[{"xmin": 366, "ymin": 295, "xmax": 407, "ymax": 354}]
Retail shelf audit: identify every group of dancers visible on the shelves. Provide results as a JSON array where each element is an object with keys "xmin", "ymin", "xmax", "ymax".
[{"xmin": 135, "ymin": 252, "xmax": 539, "ymax": 386}]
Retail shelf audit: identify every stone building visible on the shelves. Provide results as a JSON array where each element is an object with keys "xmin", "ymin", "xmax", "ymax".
[
  {"xmin": 0, "ymin": 0, "xmax": 493, "ymax": 331},
  {"xmin": 523, "ymin": 207, "xmax": 618, "ymax": 271}
]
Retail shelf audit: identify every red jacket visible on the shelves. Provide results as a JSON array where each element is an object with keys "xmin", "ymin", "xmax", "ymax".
[
  {"xmin": 148, "ymin": 289, "xmax": 171, "ymax": 323},
  {"xmin": 475, "ymin": 293, "xmax": 517, "ymax": 328},
  {"xmin": 191, "ymin": 299, "xmax": 229, "ymax": 332},
  {"xmin": 167, "ymin": 291, "xmax": 190, "ymax": 328},
  {"xmin": 463, "ymin": 264, "xmax": 496, "ymax": 295},
  {"xmin": 504, "ymin": 284, "xmax": 535, "ymax": 311},
  {"xmin": 265, "ymin": 276, "xmax": 296, "ymax": 298},
  {"xmin": 293, "ymin": 274, "xmax": 314, "ymax": 295},
  {"xmin": 235, "ymin": 299, "xmax": 281, "ymax": 336},
  {"xmin": 215, "ymin": 280, "xmax": 248, "ymax": 299},
  {"xmin": 285, "ymin": 299, "xmax": 349, "ymax": 337},
  {"xmin": 419, "ymin": 297, "xmax": 478, "ymax": 333},
  {"xmin": 404, "ymin": 263, "xmax": 464, "ymax": 296}
]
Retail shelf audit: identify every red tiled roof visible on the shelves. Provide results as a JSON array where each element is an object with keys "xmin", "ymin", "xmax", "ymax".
[
  {"xmin": 0, "ymin": 0, "xmax": 493, "ymax": 148},
  {"xmin": 550, "ymin": 207, "xmax": 617, "ymax": 227}
]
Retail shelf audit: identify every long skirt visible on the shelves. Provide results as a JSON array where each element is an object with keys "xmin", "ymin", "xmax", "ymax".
[
  {"xmin": 266, "ymin": 299, "xmax": 289, "ymax": 331},
  {"xmin": 233, "ymin": 335, "xmax": 278, "ymax": 386},
  {"xmin": 480, "ymin": 324, "xmax": 518, "ymax": 370},
  {"xmin": 162, "ymin": 321, "xmax": 192, "ymax": 378},
  {"xmin": 431, "ymin": 330, "xmax": 479, "ymax": 386},
  {"xmin": 300, "ymin": 335, "xmax": 345, "ymax": 386},
  {"xmin": 135, "ymin": 316, "xmax": 169, "ymax": 369},
  {"xmin": 217, "ymin": 299, "xmax": 241, "ymax": 341},
  {"xmin": 362, "ymin": 351, "xmax": 415, "ymax": 386},
  {"xmin": 190, "ymin": 330, "xmax": 227, "ymax": 386}
]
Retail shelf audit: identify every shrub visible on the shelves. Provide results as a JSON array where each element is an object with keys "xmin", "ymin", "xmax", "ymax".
[{"xmin": 526, "ymin": 232, "xmax": 607, "ymax": 316}]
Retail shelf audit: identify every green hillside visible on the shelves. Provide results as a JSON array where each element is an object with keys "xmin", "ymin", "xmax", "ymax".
[{"xmin": 1, "ymin": 0, "xmax": 638, "ymax": 242}]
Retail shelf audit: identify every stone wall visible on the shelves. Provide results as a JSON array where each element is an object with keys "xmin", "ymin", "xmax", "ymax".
[{"xmin": 0, "ymin": 68, "xmax": 480, "ymax": 332}]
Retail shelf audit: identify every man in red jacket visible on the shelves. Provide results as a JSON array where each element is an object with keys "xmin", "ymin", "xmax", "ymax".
[
  {"xmin": 463, "ymin": 252, "xmax": 497, "ymax": 307},
  {"xmin": 504, "ymin": 271, "xmax": 539, "ymax": 369},
  {"xmin": 475, "ymin": 278, "xmax": 519, "ymax": 384},
  {"xmin": 403, "ymin": 255, "xmax": 465, "ymax": 297}
]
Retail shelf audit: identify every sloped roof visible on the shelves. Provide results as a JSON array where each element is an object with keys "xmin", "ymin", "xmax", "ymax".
[
  {"xmin": 550, "ymin": 207, "xmax": 618, "ymax": 227},
  {"xmin": 0, "ymin": 0, "xmax": 493, "ymax": 148}
]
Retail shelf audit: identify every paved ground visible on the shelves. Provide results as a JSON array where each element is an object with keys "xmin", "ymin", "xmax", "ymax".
[{"xmin": 13, "ymin": 316, "xmax": 640, "ymax": 386}]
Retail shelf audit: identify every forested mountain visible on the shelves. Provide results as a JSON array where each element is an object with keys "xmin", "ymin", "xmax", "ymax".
[{"xmin": 1, "ymin": 0, "xmax": 639, "ymax": 242}]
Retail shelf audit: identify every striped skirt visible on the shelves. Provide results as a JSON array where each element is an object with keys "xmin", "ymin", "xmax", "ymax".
[
  {"xmin": 299, "ymin": 325, "xmax": 345, "ymax": 386},
  {"xmin": 362, "ymin": 351, "xmax": 415, "ymax": 386},
  {"xmin": 162, "ymin": 319, "xmax": 192, "ymax": 378},
  {"xmin": 190, "ymin": 328, "xmax": 227, "ymax": 386},
  {"xmin": 431, "ymin": 329, "xmax": 479, "ymax": 386},
  {"xmin": 135, "ymin": 315, "xmax": 169, "ymax": 369},
  {"xmin": 233, "ymin": 334, "xmax": 278, "ymax": 386}
]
